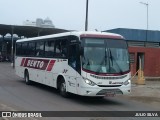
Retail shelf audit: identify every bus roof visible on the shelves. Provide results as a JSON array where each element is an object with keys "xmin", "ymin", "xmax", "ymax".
[{"xmin": 16, "ymin": 31, "xmax": 124, "ymax": 42}]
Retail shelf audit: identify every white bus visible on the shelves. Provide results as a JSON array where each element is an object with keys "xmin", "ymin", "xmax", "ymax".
[{"xmin": 15, "ymin": 31, "xmax": 131, "ymax": 97}]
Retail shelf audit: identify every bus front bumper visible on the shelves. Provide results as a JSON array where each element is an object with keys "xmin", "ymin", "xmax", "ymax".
[{"xmin": 79, "ymin": 86, "xmax": 131, "ymax": 97}]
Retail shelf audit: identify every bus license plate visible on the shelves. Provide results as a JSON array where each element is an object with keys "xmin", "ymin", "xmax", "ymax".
[{"xmin": 105, "ymin": 92, "xmax": 115, "ymax": 97}]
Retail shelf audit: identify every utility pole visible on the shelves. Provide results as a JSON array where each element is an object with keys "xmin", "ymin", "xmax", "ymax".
[
  {"xmin": 85, "ymin": 0, "xmax": 89, "ymax": 31},
  {"xmin": 11, "ymin": 26, "xmax": 14, "ymax": 68},
  {"xmin": 140, "ymin": 2, "xmax": 149, "ymax": 42}
]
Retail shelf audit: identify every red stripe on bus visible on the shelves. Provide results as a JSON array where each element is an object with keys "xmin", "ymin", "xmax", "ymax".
[
  {"xmin": 80, "ymin": 34, "xmax": 123, "ymax": 39},
  {"xmin": 46, "ymin": 60, "xmax": 56, "ymax": 71},
  {"xmin": 20, "ymin": 58, "xmax": 25, "ymax": 66}
]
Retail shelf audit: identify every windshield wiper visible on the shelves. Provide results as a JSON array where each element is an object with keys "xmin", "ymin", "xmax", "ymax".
[
  {"xmin": 108, "ymin": 48, "xmax": 123, "ymax": 74},
  {"xmin": 109, "ymin": 49, "xmax": 113, "ymax": 66},
  {"xmin": 95, "ymin": 49, "xmax": 108, "ymax": 74}
]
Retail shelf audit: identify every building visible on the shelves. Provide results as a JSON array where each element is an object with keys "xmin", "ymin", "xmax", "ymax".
[
  {"xmin": 0, "ymin": 35, "xmax": 19, "ymax": 61},
  {"xmin": 105, "ymin": 28, "xmax": 160, "ymax": 77},
  {"xmin": 23, "ymin": 17, "xmax": 55, "ymax": 28},
  {"xmin": 23, "ymin": 20, "xmax": 36, "ymax": 27},
  {"xmin": 0, "ymin": 24, "xmax": 69, "ymax": 62}
]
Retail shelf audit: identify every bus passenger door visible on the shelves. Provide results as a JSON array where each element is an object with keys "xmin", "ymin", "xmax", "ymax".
[{"xmin": 67, "ymin": 44, "xmax": 79, "ymax": 94}]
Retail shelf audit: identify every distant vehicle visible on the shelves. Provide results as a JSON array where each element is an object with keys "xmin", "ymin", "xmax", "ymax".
[{"xmin": 15, "ymin": 31, "xmax": 131, "ymax": 97}]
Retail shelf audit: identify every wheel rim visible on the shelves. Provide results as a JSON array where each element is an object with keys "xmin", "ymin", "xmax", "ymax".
[
  {"xmin": 60, "ymin": 82, "xmax": 66, "ymax": 93},
  {"xmin": 25, "ymin": 73, "xmax": 29, "ymax": 83}
]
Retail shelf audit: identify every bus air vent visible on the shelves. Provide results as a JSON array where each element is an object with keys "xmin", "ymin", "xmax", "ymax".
[
  {"xmin": 97, "ymin": 85, "xmax": 122, "ymax": 87},
  {"xmin": 96, "ymin": 89, "xmax": 123, "ymax": 95},
  {"xmin": 90, "ymin": 74, "xmax": 127, "ymax": 80}
]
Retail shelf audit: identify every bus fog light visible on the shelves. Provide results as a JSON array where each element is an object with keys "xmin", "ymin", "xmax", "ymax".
[
  {"xmin": 86, "ymin": 91, "xmax": 92, "ymax": 94},
  {"xmin": 124, "ymin": 79, "xmax": 131, "ymax": 86}
]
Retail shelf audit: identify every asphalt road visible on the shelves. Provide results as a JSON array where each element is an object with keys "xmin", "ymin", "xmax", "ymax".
[{"xmin": 0, "ymin": 63, "xmax": 159, "ymax": 120}]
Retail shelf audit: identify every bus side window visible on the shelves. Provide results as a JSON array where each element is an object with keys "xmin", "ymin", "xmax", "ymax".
[
  {"xmin": 21, "ymin": 42, "xmax": 28, "ymax": 56},
  {"xmin": 45, "ymin": 41, "xmax": 55, "ymax": 57},
  {"xmin": 60, "ymin": 40, "xmax": 67, "ymax": 58},
  {"xmin": 16, "ymin": 43, "xmax": 22, "ymax": 56},
  {"xmin": 55, "ymin": 40, "xmax": 67, "ymax": 58},
  {"xmin": 69, "ymin": 44, "xmax": 77, "ymax": 70},
  {"xmin": 55, "ymin": 41, "xmax": 61, "ymax": 57},
  {"xmin": 36, "ymin": 41, "xmax": 44, "ymax": 57},
  {"xmin": 28, "ymin": 42, "xmax": 36, "ymax": 56}
]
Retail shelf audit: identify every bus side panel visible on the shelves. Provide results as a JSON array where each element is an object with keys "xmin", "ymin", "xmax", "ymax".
[
  {"xmin": 45, "ymin": 59, "xmax": 57, "ymax": 88},
  {"xmin": 15, "ymin": 57, "xmax": 37, "ymax": 81},
  {"xmin": 44, "ymin": 72, "xmax": 55, "ymax": 87},
  {"xmin": 15, "ymin": 57, "xmax": 25, "ymax": 78},
  {"xmin": 36, "ymin": 69, "xmax": 45, "ymax": 84},
  {"xmin": 28, "ymin": 68, "xmax": 37, "ymax": 82},
  {"xmin": 52, "ymin": 60, "xmax": 68, "ymax": 88},
  {"xmin": 45, "ymin": 59, "xmax": 67, "ymax": 88},
  {"xmin": 65, "ymin": 66, "xmax": 78, "ymax": 94},
  {"xmin": 48, "ymin": 59, "xmax": 78, "ymax": 94}
]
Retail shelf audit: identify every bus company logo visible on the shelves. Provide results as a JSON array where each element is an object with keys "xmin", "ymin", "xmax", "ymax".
[
  {"xmin": 24, "ymin": 58, "xmax": 49, "ymax": 70},
  {"xmin": 109, "ymin": 81, "xmax": 123, "ymax": 85},
  {"xmin": 21, "ymin": 58, "xmax": 55, "ymax": 71}
]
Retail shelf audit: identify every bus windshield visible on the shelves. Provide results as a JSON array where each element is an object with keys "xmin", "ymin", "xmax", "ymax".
[{"xmin": 82, "ymin": 38, "xmax": 129, "ymax": 74}]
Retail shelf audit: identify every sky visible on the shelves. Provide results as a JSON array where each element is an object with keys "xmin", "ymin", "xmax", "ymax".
[{"xmin": 0, "ymin": 0, "xmax": 160, "ymax": 31}]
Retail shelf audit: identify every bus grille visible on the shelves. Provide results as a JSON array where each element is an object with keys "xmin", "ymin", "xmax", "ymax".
[
  {"xmin": 90, "ymin": 74, "xmax": 127, "ymax": 80},
  {"xmin": 96, "ymin": 89, "xmax": 123, "ymax": 95},
  {"xmin": 97, "ymin": 85, "xmax": 122, "ymax": 87}
]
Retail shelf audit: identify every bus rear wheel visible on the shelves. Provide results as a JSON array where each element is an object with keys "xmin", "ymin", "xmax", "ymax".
[
  {"xmin": 24, "ymin": 70, "xmax": 32, "ymax": 85},
  {"xmin": 59, "ymin": 80, "xmax": 69, "ymax": 97}
]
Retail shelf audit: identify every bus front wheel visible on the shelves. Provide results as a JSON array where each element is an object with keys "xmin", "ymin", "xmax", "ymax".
[{"xmin": 59, "ymin": 80, "xmax": 69, "ymax": 97}]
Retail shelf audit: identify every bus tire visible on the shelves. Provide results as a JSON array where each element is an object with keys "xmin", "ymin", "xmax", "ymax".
[
  {"xmin": 59, "ymin": 79, "xmax": 69, "ymax": 97},
  {"xmin": 24, "ymin": 70, "xmax": 32, "ymax": 85}
]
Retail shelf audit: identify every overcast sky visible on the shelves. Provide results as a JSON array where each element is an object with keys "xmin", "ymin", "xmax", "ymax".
[{"xmin": 0, "ymin": 0, "xmax": 160, "ymax": 31}]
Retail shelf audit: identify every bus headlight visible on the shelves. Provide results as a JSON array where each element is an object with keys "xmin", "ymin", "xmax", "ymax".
[
  {"xmin": 123, "ymin": 79, "xmax": 131, "ymax": 86},
  {"xmin": 84, "ymin": 78, "xmax": 96, "ymax": 86}
]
